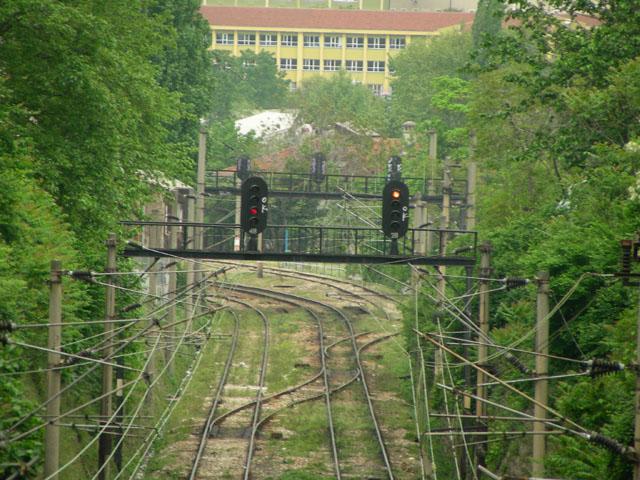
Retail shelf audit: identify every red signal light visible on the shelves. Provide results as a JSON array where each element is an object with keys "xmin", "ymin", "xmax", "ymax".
[{"xmin": 249, "ymin": 207, "xmax": 258, "ymax": 215}]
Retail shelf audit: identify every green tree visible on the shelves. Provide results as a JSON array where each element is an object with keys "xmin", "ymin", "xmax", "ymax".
[
  {"xmin": 389, "ymin": 32, "xmax": 472, "ymax": 125},
  {"xmin": 210, "ymin": 50, "xmax": 290, "ymax": 118},
  {"xmin": 293, "ymin": 71, "xmax": 385, "ymax": 132},
  {"xmin": 148, "ymin": 0, "xmax": 217, "ymax": 148},
  {"xmin": 0, "ymin": 0, "xmax": 186, "ymax": 262},
  {"xmin": 471, "ymin": 0, "xmax": 504, "ymax": 66}
]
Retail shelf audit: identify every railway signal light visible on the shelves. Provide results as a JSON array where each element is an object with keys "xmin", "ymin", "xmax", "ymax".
[
  {"xmin": 241, "ymin": 176, "xmax": 268, "ymax": 235},
  {"xmin": 237, "ymin": 155, "xmax": 251, "ymax": 180},
  {"xmin": 382, "ymin": 180, "xmax": 409, "ymax": 240}
]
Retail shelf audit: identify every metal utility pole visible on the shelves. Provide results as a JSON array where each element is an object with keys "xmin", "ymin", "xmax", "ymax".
[
  {"xmin": 476, "ymin": 242, "xmax": 492, "ymax": 475},
  {"xmin": 533, "ymin": 271, "xmax": 550, "ymax": 477},
  {"xmin": 98, "ymin": 234, "xmax": 117, "ymax": 480},
  {"xmin": 196, "ymin": 120, "xmax": 207, "ymax": 286},
  {"xmin": 45, "ymin": 260, "xmax": 63, "ymax": 480}
]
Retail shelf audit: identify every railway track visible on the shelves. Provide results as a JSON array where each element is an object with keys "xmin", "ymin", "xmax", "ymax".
[
  {"xmin": 186, "ymin": 265, "xmax": 405, "ymax": 479},
  {"xmin": 219, "ymin": 286, "xmax": 340, "ymax": 479},
  {"xmin": 189, "ymin": 309, "xmax": 239, "ymax": 480},
  {"xmin": 186, "ymin": 295, "xmax": 269, "ymax": 480},
  {"xmin": 217, "ymin": 282, "xmax": 396, "ymax": 480},
  {"xmin": 210, "ymin": 260, "xmax": 401, "ymax": 332}
]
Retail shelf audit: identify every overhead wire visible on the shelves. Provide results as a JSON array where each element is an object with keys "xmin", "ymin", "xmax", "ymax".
[
  {"xmin": 47, "ymin": 279, "xmax": 216, "ymax": 478},
  {"xmin": 91, "ymin": 289, "xmax": 218, "ymax": 480},
  {"xmin": 120, "ymin": 282, "xmax": 241, "ymax": 479},
  {"xmin": 4, "ymin": 279, "xmax": 208, "ymax": 440},
  {"xmin": 414, "ymin": 283, "xmax": 438, "ymax": 479},
  {"xmin": 419, "ymin": 330, "xmax": 592, "ymax": 436}
]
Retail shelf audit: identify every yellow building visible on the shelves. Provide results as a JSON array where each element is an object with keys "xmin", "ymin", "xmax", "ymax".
[{"xmin": 201, "ymin": 6, "xmax": 474, "ymax": 94}]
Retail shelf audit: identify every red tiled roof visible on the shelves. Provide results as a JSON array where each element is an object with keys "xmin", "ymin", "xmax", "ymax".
[{"xmin": 200, "ymin": 6, "xmax": 474, "ymax": 32}]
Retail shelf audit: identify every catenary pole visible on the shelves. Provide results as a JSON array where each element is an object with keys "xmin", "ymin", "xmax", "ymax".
[
  {"xmin": 426, "ymin": 130, "xmax": 437, "ymax": 255},
  {"xmin": 166, "ymin": 198, "xmax": 178, "ymax": 373},
  {"xmin": 463, "ymin": 160, "xmax": 477, "ymax": 480},
  {"xmin": 98, "ymin": 234, "xmax": 117, "ymax": 480},
  {"xmin": 186, "ymin": 191, "xmax": 196, "ymax": 320},
  {"xmin": 196, "ymin": 120, "xmax": 207, "ymax": 289},
  {"xmin": 476, "ymin": 242, "xmax": 492, "ymax": 475},
  {"xmin": 533, "ymin": 272, "xmax": 550, "ymax": 476},
  {"xmin": 44, "ymin": 260, "xmax": 63, "ymax": 479},
  {"xmin": 635, "ymin": 281, "xmax": 640, "ymax": 480}
]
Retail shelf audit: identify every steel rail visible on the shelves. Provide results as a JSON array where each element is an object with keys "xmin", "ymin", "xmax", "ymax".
[
  {"xmin": 219, "ymin": 282, "xmax": 395, "ymax": 480},
  {"xmin": 216, "ymin": 286, "xmax": 342, "ymax": 479},
  {"xmin": 210, "ymin": 259, "xmax": 399, "ymax": 305},
  {"xmin": 221, "ymin": 297, "xmax": 269, "ymax": 480},
  {"xmin": 189, "ymin": 309, "xmax": 240, "ymax": 480}
]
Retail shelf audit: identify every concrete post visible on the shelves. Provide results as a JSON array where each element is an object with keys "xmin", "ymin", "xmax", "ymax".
[
  {"xmin": 533, "ymin": 272, "xmax": 550, "ymax": 476},
  {"xmin": 186, "ymin": 192, "xmax": 196, "ymax": 319},
  {"xmin": 426, "ymin": 130, "xmax": 437, "ymax": 255},
  {"xmin": 196, "ymin": 123, "xmax": 207, "ymax": 286},
  {"xmin": 635, "ymin": 285, "xmax": 640, "ymax": 480},
  {"xmin": 44, "ymin": 260, "xmax": 63, "ymax": 480},
  {"xmin": 98, "ymin": 234, "xmax": 117, "ymax": 480},
  {"xmin": 466, "ymin": 162, "xmax": 477, "ymax": 231},
  {"xmin": 476, "ymin": 242, "xmax": 492, "ymax": 474},
  {"xmin": 166, "ymin": 200, "xmax": 178, "ymax": 372}
]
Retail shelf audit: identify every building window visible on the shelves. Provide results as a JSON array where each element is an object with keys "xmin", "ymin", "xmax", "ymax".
[
  {"xmin": 324, "ymin": 59, "xmax": 342, "ymax": 71},
  {"xmin": 280, "ymin": 58, "xmax": 297, "ymax": 70},
  {"xmin": 369, "ymin": 84, "xmax": 383, "ymax": 96},
  {"xmin": 304, "ymin": 34, "xmax": 320, "ymax": 47},
  {"xmin": 367, "ymin": 60, "xmax": 385, "ymax": 72},
  {"xmin": 303, "ymin": 59, "xmax": 320, "ymax": 71},
  {"xmin": 324, "ymin": 35, "xmax": 342, "ymax": 48},
  {"xmin": 389, "ymin": 36, "xmax": 406, "ymax": 49},
  {"xmin": 238, "ymin": 33, "xmax": 256, "ymax": 46},
  {"xmin": 346, "ymin": 60, "xmax": 363, "ymax": 72},
  {"xmin": 346, "ymin": 36, "xmax": 364, "ymax": 48},
  {"xmin": 242, "ymin": 59, "xmax": 256, "ymax": 67},
  {"xmin": 281, "ymin": 34, "xmax": 298, "ymax": 47},
  {"xmin": 289, "ymin": 81, "xmax": 297, "ymax": 91},
  {"xmin": 368, "ymin": 36, "xmax": 386, "ymax": 49},
  {"xmin": 260, "ymin": 33, "xmax": 276, "ymax": 46},
  {"xmin": 216, "ymin": 31, "xmax": 234, "ymax": 45}
]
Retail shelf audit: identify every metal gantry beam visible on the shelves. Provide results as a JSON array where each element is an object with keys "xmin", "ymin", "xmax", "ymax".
[
  {"xmin": 121, "ymin": 221, "xmax": 477, "ymax": 266},
  {"xmin": 205, "ymin": 170, "xmax": 468, "ymax": 202}
]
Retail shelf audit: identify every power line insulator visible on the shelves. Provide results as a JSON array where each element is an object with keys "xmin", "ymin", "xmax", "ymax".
[
  {"xmin": 505, "ymin": 277, "xmax": 529, "ymax": 290},
  {"xmin": 505, "ymin": 352, "xmax": 531, "ymax": 374},
  {"xmin": 69, "ymin": 270, "xmax": 95, "ymax": 283},
  {"xmin": 588, "ymin": 358, "xmax": 625, "ymax": 378},
  {"xmin": 588, "ymin": 432, "xmax": 630, "ymax": 456},
  {"xmin": 0, "ymin": 318, "xmax": 14, "ymax": 346}
]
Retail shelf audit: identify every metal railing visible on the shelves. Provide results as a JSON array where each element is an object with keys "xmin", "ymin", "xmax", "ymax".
[
  {"xmin": 205, "ymin": 170, "xmax": 467, "ymax": 199},
  {"xmin": 122, "ymin": 221, "xmax": 477, "ymax": 264}
]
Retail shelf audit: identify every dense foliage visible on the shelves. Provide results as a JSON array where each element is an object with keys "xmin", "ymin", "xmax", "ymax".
[
  {"xmin": 392, "ymin": 2, "xmax": 640, "ymax": 478},
  {"xmin": 0, "ymin": 1, "xmax": 286, "ymax": 476}
]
